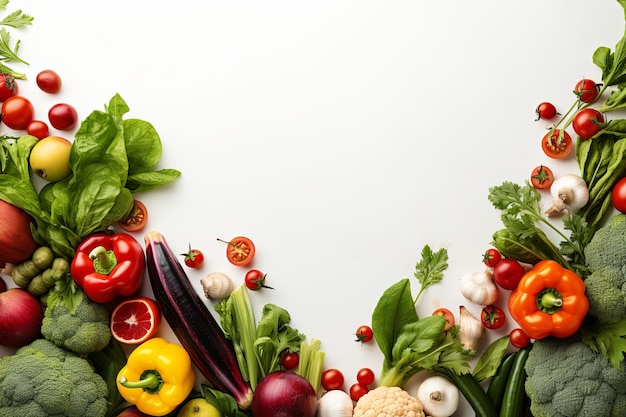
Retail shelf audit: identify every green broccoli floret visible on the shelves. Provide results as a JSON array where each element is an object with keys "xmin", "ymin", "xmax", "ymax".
[
  {"xmin": 583, "ymin": 213, "xmax": 626, "ymax": 322},
  {"xmin": 41, "ymin": 289, "xmax": 111, "ymax": 355},
  {"xmin": 525, "ymin": 336, "xmax": 626, "ymax": 417},
  {"xmin": 0, "ymin": 339, "xmax": 109, "ymax": 417}
]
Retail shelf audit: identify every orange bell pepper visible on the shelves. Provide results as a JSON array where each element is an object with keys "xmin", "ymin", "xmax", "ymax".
[{"xmin": 508, "ymin": 259, "xmax": 589, "ymax": 340}]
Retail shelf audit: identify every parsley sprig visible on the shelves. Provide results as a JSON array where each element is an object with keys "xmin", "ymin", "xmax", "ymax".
[
  {"xmin": 0, "ymin": 1, "xmax": 32, "ymax": 78},
  {"xmin": 413, "ymin": 244, "xmax": 448, "ymax": 304}
]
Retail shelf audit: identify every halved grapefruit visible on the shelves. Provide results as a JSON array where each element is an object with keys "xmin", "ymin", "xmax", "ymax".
[{"xmin": 110, "ymin": 296, "xmax": 161, "ymax": 344}]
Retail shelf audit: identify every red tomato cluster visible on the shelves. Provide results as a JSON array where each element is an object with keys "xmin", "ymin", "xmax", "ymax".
[
  {"xmin": 0, "ymin": 69, "xmax": 78, "ymax": 139},
  {"xmin": 321, "ymin": 366, "xmax": 377, "ymax": 402}
]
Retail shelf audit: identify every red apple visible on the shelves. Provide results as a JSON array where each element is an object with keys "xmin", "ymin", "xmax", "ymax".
[
  {"xmin": 0, "ymin": 199, "xmax": 40, "ymax": 268},
  {"xmin": 0, "ymin": 288, "xmax": 44, "ymax": 347},
  {"xmin": 115, "ymin": 406, "xmax": 152, "ymax": 417}
]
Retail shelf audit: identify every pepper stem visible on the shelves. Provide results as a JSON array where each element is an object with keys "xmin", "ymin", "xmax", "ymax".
[
  {"xmin": 536, "ymin": 287, "xmax": 563, "ymax": 314},
  {"xmin": 89, "ymin": 246, "xmax": 118, "ymax": 275},
  {"xmin": 119, "ymin": 370, "xmax": 164, "ymax": 394}
]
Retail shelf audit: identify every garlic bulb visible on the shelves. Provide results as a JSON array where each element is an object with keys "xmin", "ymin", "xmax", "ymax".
[
  {"xmin": 458, "ymin": 306, "xmax": 486, "ymax": 351},
  {"xmin": 459, "ymin": 270, "xmax": 498, "ymax": 306},
  {"xmin": 317, "ymin": 389, "xmax": 353, "ymax": 417},
  {"xmin": 200, "ymin": 272, "xmax": 234, "ymax": 300},
  {"xmin": 545, "ymin": 174, "xmax": 589, "ymax": 217}
]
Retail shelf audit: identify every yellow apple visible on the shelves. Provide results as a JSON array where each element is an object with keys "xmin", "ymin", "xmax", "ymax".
[
  {"xmin": 176, "ymin": 398, "xmax": 222, "ymax": 417},
  {"xmin": 29, "ymin": 135, "xmax": 72, "ymax": 182}
]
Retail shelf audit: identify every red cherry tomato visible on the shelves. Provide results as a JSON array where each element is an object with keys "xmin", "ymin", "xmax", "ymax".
[
  {"xmin": 48, "ymin": 103, "xmax": 78, "ymax": 130},
  {"xmin": 530, "ymin": 165, "xmax": 555, "ymax": 190},
  {"xmin": 481, "ymin": 305, "xmax": 506, "ymax": 330},
  {"xmin": 218, "ymin": 236, "xmax": 255, "ymax": 266},
  {"xmin": 574, "ymin": 78, "xmax": 601, "ymax": 103},
  {"xmin": 535, "ymin": 102, "xmax": 558, "ymax": 120},
  {"xmin": 482, "ymin": 248, "xmax": 502, "ymax": 268},
  {"xmin": 117, "ymin": 199, "xmax": 148, "ymax": 232},
  {"xmin": 321, "ymin": 368, "xmax": 344, "ymax": 391},
  {"xmin": 572, "ymin": 108, "xmax": 605, "ymax": 140},
  {"xmin": 612, "ymin": 177, "xmax": 626, "ymax": 213},
  {"xmin": 36, "ymin": 69, "xmax": 62, "ymax": 94},
  {"xmin": 431, "ymin": 307, "xmax": 455, "ymax": 332},
  {"xmin": 0, "ymin": 73, "xmax": 18, "ymax": 102},
  {"xmin": 1, "ymin": 96, "xmax": 34, "ymax": 130},
  {"xmin": 280, "ymin": 352, "xmax": 299, "ymax": 370},
  {"xmin": 356, "ymin": 367, "xmax": 375, "ymax": 385},
  {"xmin": 492, "ymin": 258, "xmax": 525, "ymax": 290},
  {"xmin": 355, "ymin": 325, "xmax": 374, "ymax": 344},
  {"xmin": 509, "ymin": 328, "xmax": 531, "ymax": 348},
  {"xmin": 181, "ymin": 245, "xmax": 204, "ymax": 268},
  {"xmin": 541, "ymin": 129, "xmax": 573, "ymax": 159},
  {"xmin": 244, "ymin": 269, "xmax": 273, "ymax": 290},
  {"xmin": 26, "ymin": 120, "xmax": 50, "ymax": 140},
  {"xmin": 349, "ymin": 383, "xmax": 370, "ymax": 402}
]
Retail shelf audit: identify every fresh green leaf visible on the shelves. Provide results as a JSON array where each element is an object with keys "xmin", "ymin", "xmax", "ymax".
[
  {"xmin": 413, "ymin": 244, "xmax": 448, "ymax": 303},
  {"xmin": 124, "ymin": 118, "xmax": 162, "ymax": 173},
  {"xmin": 202, "ymin": 385, "xmax": 252, "ymax": 417},
  {"xmin": 126, "ymin": 168, "xmax": 182, "ymax": 192},
  {"xmin": 372, "ymin": 279, "xmax": 418, "ymax": 365},
  {"xmin": 0, "ymin": 9, "xmax": 33, "ymax": 28},
  {"xmin": 472, "ymin": 336, "xmax": 510, "ymax": 381},
  {"xmin": 580, "ymin": 318, "xmax": 626, "ymax": 369},
  {"xmin": 0, "ymin": 27, "xmax": 26, "ymax": 64}
]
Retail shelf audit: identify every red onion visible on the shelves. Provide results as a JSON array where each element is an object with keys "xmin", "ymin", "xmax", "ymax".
[
  {"xmin": 0, "ymin": 288, "xmax": 44, "ymax": 347},
  {"xmin": 252, "ymin": 371, "xmax": 317, "ymax": 417}
]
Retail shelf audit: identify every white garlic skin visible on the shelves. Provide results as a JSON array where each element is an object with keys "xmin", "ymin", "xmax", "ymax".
[
  {"xmin": 317, "ymin": 389, "xmax": 353, "ymax": 417},
  {"xmin": 200, "ymin": 272, "xmax": 234, "ymax": 300},
  {"xmin": 459, "ymin": 270, "xmax": 498, "ymax": 305}
]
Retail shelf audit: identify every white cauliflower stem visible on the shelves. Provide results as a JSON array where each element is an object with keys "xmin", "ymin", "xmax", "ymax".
[{"xmin": 353, "ymin": 386, "xmax": 426, "ymax": 417}]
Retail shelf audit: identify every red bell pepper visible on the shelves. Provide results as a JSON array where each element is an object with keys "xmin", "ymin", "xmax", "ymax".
[{"xmin": 71, "ymin": 232, "xmax": 145, "ymax": 303}]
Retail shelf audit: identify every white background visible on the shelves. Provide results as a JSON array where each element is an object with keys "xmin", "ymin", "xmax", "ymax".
[{"xmin": 1, "ymin": 1, "xmax": 624, "ymax": 415}]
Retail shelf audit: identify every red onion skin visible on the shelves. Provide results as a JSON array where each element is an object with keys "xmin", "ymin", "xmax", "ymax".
[{"xmin": 252, "ymin": 371, "xmax": 317, "ymax": 417}]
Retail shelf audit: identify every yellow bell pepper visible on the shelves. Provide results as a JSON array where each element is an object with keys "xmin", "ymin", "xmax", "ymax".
[{"xmin": 117, "ymin": 337, "xmax": 195, "ymax": 416}]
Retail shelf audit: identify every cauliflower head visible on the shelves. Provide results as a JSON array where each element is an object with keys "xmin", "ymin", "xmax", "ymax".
[
  {"xmin": 583, "ymin": 214, "xmax": 626, "ymax": 322},
  {"xmin": 525, "ymin": 336, "xmax": 626, "ymax": 417},
  {"xmin": 41, "ymin": 292, "xmax": 111, "ymax": 355},
  {"xmin": 353, "ymin": 386, "xmax": 425, "ymax": 417},
  {"xmin": 0, "ymin": 339, "xmax": 109, "ymax": 417}
]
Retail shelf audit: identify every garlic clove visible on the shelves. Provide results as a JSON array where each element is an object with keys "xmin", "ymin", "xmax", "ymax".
[
  {"xmin": 200, "ymin": 271, "xmax": 234, "ymax": 300},
  {"xmin": 458, "ymin": 306, "xmax": 486, "ymax": 352}
]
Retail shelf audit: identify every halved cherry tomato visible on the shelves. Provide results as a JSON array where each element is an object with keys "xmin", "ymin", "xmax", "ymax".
[
  {"xmin": 281, "ymin": 352, "xmax": 299, "ymax": 370},
  {"xmin": 355, "ymin": 325, "xmax": 374, "ymax": 344},
  {"xmin": 530, "ymin": 165, "xmax": 555, "ymax": 190},
  {"xmin": 349, "ymin": 383, "xmax": 369, "ymax": 402},
  {"xmin": 574, "ymin": 78, "xmax": 601, "ymax": 103},
  {"xmin": 509, "ymin": 328, "xmax": 531, "ymax": 348},
  {"xmin": 482, "ymin": 248, "xmax": 502, "ymax": 268},
  {"xmin": 217, "ymin": 236, "xmax": 255, "ymax": 266},
  {"xmin": 321, "ymin": 368, "xmax": 344, "ymax": 391},
  {"xmin": 356, "ymin": 367, "xmax": 375, "ymax": 385},
  {"xmin": 481, "ymin": 305, "xmax": 505, "ymax": 329},
  {"xmin": 118, "ymin": 199, "xmax": 148, "ymax": 232},
  {"xmin": 541, "ymin": 129, "xmax": 573, "ymax": 159},
  {"xmin": 432, "ymin": 307, "xmax": 455, "ymax": 332},
  {"xmin": 181, "ymin": 245, "xmax": 204, "ymax": 268}
]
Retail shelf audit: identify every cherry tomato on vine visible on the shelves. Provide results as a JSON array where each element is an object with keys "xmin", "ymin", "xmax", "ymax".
[
  {"xmin": 217, "ymin": 236, "xmax": 255, "ymax": 266},
  {"xmin": 36, "ymin": 69, "xmax": 62, "ymax": 94},
  {"xmin": 321, "ymin": 368, "xmax": 344, "ymax": 391},
  {"xmin": 349, "ymin": 383, "xmax": 370, "ymax": 402},
  {"xmin": 26, "ymin": 120, "xmax": 49, "ymax": 140},
  {"xmin": 482, "ymin": 248, "xmax": 502, "ymax": 268},
  {"xmin": 280, "ymin": 352, "xmax": 299, "ymax": 370},
  {"xmin": 118, "ymin": 199, "xmax": 148, "ymax": 232},
  {"xmin": 355, "ymin": 325, "xmax": 374, "ymax": 344},
  {"xmin": 535, "ymin": 102, "xmax": 558, "ymax": 120},
  {"xmin": 0, "ymin": 73, "xmax": 18, "ymax": 102},
  {"xmin": 48, "ymin": 103, "xmax": 78, "ymax": 130},
  {"xmin": 1, "ymin": 96, "xmax": 34, "ymax": 130},
  {"xmin": 611, "ymin": 177, "xmax": 626, "ymax": 213},
  {"xmin": 244, "ymin": 269, "xmax": 273, "ymax": 290},
  {"xmin": 574, "ymin": 78, "xmax": 601, "ymax": 103},
  {"xmin": 572, "ymin": 108, "xmax": 605, "ymax": 140},
  {"xmin": 181, "ymin": 245, "xmax": 204, "ymax": 268},
  {"xmin": 541, "ymin": 129, "xmax": 573, "ymax": 159},
  {"xmin": 509, "ymin": 328, "xmax": 531, "ymax": 348},
  {"xmin": 356, "ymin": 367, "xmax": 375, "ymax": 385},
  {"xmin": 432, "ymin": 307, "xmax": 455, "ymax": 331},
  {"xmin": 492, "ymin": 258, "xmax": 525, "ymax": 290},
  {"xmin": 530, "ymin": 165, "xmax": 555, "ymax": 190},
  {"xmin": 481, "ymin": 305, "xmax": 506, "ymax": 329}
]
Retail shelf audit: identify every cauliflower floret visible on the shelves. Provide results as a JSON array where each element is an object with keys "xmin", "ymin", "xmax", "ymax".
[{"xmin": 353, "ymin": 386, "xmax": 425, "ymax": 417}]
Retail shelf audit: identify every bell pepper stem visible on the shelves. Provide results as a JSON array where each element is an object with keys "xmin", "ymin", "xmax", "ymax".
[
  {"xmin": 119, "ymin": 370, "xmax": 163, "ymax": 394},
  {"xmin": 537, "ymin": 288, "xmax": 563, "ymax": 314},
  {"xmin": 89, "ymin": 246, "xmax": 118, "ymax": 275}
]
